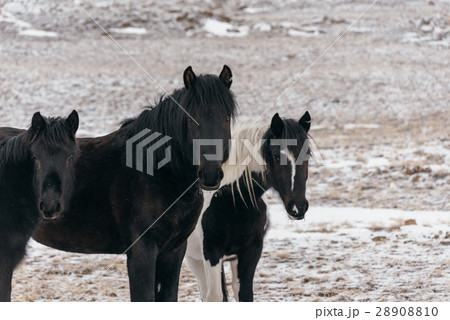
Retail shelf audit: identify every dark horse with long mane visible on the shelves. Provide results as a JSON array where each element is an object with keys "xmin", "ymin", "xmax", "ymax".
[
  {"xmin": 0, "ymin": 66, "xmax": 237, "ymax": 301},
  {"xmin": 0, "ymin": 111, "xmax": 79, "ymax": 301}
]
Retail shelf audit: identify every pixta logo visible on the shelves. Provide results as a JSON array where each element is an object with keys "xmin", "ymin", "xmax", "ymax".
[{"xmin": 126, "ymin": 129, "xmax": 172, "ymax": 176}]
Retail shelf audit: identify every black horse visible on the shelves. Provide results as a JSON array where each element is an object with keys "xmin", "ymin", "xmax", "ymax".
[
  {"xmin": 0, "ymin": 111, "xmax": 79, "ymax": 301},
  {"xmin": 7, "ymin": 66, "xmax": 236, "ymax": 301},
  {"xmin": 186, "ymin": 112, "xmax": 311, "ymax": 301}
]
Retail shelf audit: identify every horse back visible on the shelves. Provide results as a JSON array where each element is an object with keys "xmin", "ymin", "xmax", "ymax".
[{"xmin": 0, "ymin": 128, "xmax": 25, "ymax": 145}]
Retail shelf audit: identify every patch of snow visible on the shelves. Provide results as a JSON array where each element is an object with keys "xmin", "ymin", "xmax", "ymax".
[
  {"xmin": 268, "ymin": 206, "xmax": 449, "ymax": 235},
  {"xmin": 93, "ymin": 1, "xmax": 113, "ymax": 8},
  {"xmin": 19, "ymin": 29, "xmax": 58, "ymax": 37},
  {"xmin": 344, "ymin": 123, "xmax": 380, "ymax": 129},
  {"xmin": 2, "ymin": 1, "xmax": 43, "ymax": 15},
  {"xmin": 428, "ymin": 40, "xmax": 450, "ymax": 48},
  {"xmin": 244, "ymin": 7, "xmax": 270, "ymax": 14},
  {"xmin": 280, "ymin": 22, "xmax": 297, "ymax": 29},
  {"xmin": 423, "ymin": 145, "xmax": 450, "ymax": 158},
  {"xmin": 288, "ymin": 29, "xmax": 321, "ymax": 37},
  {"xmin": 324, "ymin": 159, "xmax": 360, "ymax": 169},
  {"xmin": 366, "ymin": 157, "xmax": 389, "ymax": 167},
  {"xmin": 203, "ymin": 19, "xmax": 249, "ymax": 37},
  {"xmin": 311, "ymin": 124, "xmax": 336, "ymax": 130},
  {"xmin": 349, "ymin": 27, "xmax": 372, "ymax": 34},
  {"xmin": 253, "ymin": 22, "xmax": 272, "ymax": 32},
  {"xmin": 109, "ymin": 27, "xmax": 147, "ymax": 35},
  {"xmin": 429, "ymin": 164, "xmax": 450, "ymax": 172}
]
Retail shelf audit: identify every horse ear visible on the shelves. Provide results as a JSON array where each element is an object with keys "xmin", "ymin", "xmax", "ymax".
[
  {"xmin": 183, "ymin": 66, "xmax": 197, "ymax": 89},
  {"xmin": 299, "ymin": 111, "xmax": 311, "ymax": 133},
  {"xmin": 66, "ymin": 110, "xmax": 79, "ymax": 136},
  {"xmin": 270, "ymin": 113, "xmax": 284, "ymax": 138},
  {"xmin": 219, "ymin": 65, "xmax": 232, "ymax": 89},
  {"xmin": 31, "ymin": 112, "xmax": 46, "ymax": 136}
]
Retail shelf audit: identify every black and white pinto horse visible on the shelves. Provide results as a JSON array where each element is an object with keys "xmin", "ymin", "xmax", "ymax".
[
  {"xmin": 186, "ymin": 111, "xmax": 312, "ymax": 301},
  {"xmin": 0, "ymin": 111, "xmax": 79, "ymax": 301}
]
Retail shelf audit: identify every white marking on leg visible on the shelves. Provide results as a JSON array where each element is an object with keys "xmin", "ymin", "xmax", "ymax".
[
  {"xmin": 185, "ymin": 191, "xmax": 214, "ymax": 301},
  {"xmin": 230, "ymin": 259, "xmax": 240, "ymax": 301},
  {"xmin": 185, "ymin": 257, "xmax": 208, "ymax": 301},
  {"xmin": 205, "ymin": 259, "xmax": 224, "ymax": 301}
]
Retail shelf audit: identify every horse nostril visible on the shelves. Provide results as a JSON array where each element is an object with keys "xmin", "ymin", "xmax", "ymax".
[
  {"xmin": 39, "ymin": 201, "xmax": 44, "ymax": 211},
  {"xmin": 287, "ymin": 201, "xmax": 295, "ymax": 212},
  {"xmin": 217, "ymin": 168, "xmax": 224, "ymax": 181},
  {"xmin": 197, "ymin": 169, "xmax": 204, "ymax": 179},
  {"xmin": 304, "ymin": 201, "xmax": 309, "ymax": 213},
  {"xmin": 56, "ymin": 202, "xmax": 61, "ymax": 212}
]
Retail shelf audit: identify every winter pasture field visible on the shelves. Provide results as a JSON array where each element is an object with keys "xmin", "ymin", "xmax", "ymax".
[{"xmin": 0, "ymin": 0, "xmax": 449, "ymax": 301}]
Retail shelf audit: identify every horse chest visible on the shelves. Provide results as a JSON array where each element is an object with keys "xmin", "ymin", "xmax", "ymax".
[
  {"xmin": 152, "ymin": 191, "xmax": 203, "ymax": 249},
  {"xmin": 202, "ymin": 197, "xmax": 266, "ymax": 255}
]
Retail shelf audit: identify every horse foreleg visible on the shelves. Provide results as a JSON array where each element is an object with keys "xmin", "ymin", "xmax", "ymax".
[
  {"xmin": 204, "ymin": 258, "xmax": 224, "ymax": 302},
  {"xmin": 126, "ymin": 240, "xmax": 158, "ymax": 302},
  {"xmin": 236, "ymin": 239, "xmax": 263, "ymax": 302},
  {"xmin": 0, "ymin": 237, "xmax": 28, "ymax": 302},
  {"xmin": 154, "ymin": 242, "xmax": 186, "ymax": 302},
  {"xmin": 0, "ymin": 261, "xmax": 13, "ymax": 302},
  {"xmin": 185, "ymin": 256, "xmax": 209, "ymax": 301}
]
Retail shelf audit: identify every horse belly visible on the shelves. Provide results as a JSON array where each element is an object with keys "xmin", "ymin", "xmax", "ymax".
[{"xmin": 32, "ymin": 210, "xmax": 123, "ymax": 254}]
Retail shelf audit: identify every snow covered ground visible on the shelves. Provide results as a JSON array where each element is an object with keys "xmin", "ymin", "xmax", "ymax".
[
  {"xmin": 12, "ymin": 205, "xmax": 450, "ymax": 301},
  {"xmin": 1, "ymin": 0, "xmax": 449, "ymax": 301}
]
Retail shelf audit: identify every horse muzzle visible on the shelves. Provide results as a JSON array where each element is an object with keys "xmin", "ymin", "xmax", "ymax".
[
  {"xmin": 286, "ymin": 200, "xmax": 308, "ymax": 220},
  {"xmin": 198, "ymin": 167, "xmax": 224, "ymax": 191},
  {"xmin": 39, "ymin": 198, "xmax": 63, "ymax": 221}
]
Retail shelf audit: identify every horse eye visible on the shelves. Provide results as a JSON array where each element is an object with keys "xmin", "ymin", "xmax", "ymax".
[
  {"xmin": 68, "ymin": 155, "xmax": 75, "ymax": 163},
  {"xmin": 31, "ymin": 155, "xmax": 39, "ymax": 161},
  {"xmin": 225, "ymin": 116, "xmax": 230, "ymax": 122}
]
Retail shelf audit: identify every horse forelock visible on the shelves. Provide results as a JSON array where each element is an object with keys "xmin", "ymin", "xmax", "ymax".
[
  {"xmin": 183, "ymin": 74, "xmax": 237, "ymax": 120},
  {"xmin": 33, "ymin": 117, "xmax": 78, "ymax": 154}
]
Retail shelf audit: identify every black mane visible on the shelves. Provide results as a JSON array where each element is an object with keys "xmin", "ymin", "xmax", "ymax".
[
  {"xmin": 0, "ymin": 132, "xmax": 31, "ymax": 175},
  {"xmin": 123, "ymin": 74, "xmax": 237, "ymax": 177}
]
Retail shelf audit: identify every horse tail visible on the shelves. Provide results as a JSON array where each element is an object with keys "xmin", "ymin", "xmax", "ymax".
[{"xmin": 221, "ymin": 263, "xmax": 228, "ymax": 302}]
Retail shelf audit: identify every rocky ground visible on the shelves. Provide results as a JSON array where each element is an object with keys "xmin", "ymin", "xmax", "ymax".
[{"xmin": 0, "ymin": 0, "xmax": 449, "ymax": 301}]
